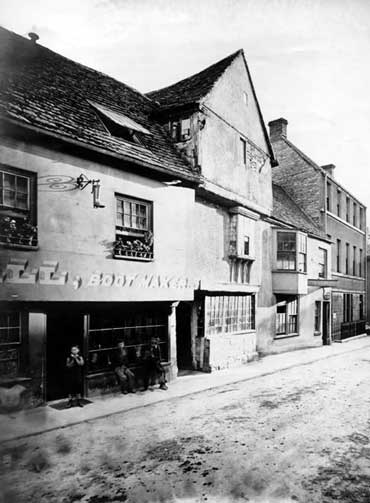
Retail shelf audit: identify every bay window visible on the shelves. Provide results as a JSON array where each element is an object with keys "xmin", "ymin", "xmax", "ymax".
[{"xmin": 276, "ymin": 231, "xmax": 307, "ymax": 272}]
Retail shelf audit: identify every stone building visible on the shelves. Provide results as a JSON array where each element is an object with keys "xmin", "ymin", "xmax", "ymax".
[
  {"xmin": 269, "ymin": 118, "xmax": 367, "ymax": 341},
  {"xmin": 148, "ymin": 50, "xmax": 278, "ymax": 371},
  {"xmin": 0, "ymin": 27, "xmax": 201, "ymax": 407}
]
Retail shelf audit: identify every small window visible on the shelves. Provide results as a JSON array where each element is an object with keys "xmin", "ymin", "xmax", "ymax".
[
  {"xmin": 114, "ymin": 195, "xmax": 153, "ymax": 260},
  {"xmin": 359, "ymin": 207, "xmax": 363, "ymax": 230},
  {"xmin": 276, "ymin": 297, "xmax": 298, "ymax": 336},
  {"xmin": 170, "ymin": 118, "xmax": 191, "ymax": 142},
  {"xmin": 326, "ymin": 182, "xmax": 331, "ymax": 211},
  {"xmin": 318, "ymin": 248, "xmax": 327, "ymax": 278},
  {"xmin": 276, "ymin": 232, "xmax": 307, "ymax": 272},
  {"xmin": 359, "ymin": 295, "xmax": 364, "ymax": 320},
  {"xmin": 359, "ymin": 249, "xmax": 363, "ymax": 277},
  {"xmin": 353, "ymin": 245, "xmax": 356, "ymax": 276},
  {"xmin": 0, "ymin": 166, "xmax": 37, "ymax": 248},
  {"xmin": 240, "ymin": 138, "xmax": 247, "ymax": 165},
  {"xmin": 0, "ymin": 312, "xmax": 22, "ymax": 379},
  {"xmin": 336, "ymin": 239, "xmax": 341, "ymax": 272},
  {"xmin": 345, "ymin": 243, "xmax": 349, "ymax": 275},
  {"xmin": 314, "ymin": 301, "xmax": 321, "ymax": 333},
  {"xmin": 336, "ymin": 189, "xmax": 341, "ymax": 217},
  {"xmin": 346, "ymin": 197, "xmax": 350, "ymax": 222},
  {"xmin": 244, "ymin": 236, "xmax": 250, "ymax": 256},
  {"xmin": 353, "ymin": 202, "xmax": 357, "ymax": 227}
]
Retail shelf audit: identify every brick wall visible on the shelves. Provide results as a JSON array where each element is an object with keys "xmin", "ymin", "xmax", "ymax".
[{"xmin": 271, "ymin": 139, "xmax": 323, "ymax": 225}]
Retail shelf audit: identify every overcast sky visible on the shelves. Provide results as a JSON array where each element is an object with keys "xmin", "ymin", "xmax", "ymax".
[{"xmin": 1, "ymin": 0, "xmax": 370, "ymax": 211}]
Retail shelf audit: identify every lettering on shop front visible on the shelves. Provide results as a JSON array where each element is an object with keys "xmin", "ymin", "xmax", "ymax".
[{"xmin": 1, "ymin": 259, "xmax": 199, "ymax": 290}]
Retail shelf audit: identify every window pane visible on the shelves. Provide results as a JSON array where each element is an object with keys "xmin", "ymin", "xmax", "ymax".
[
  {"xmin": 3, "ymin": 189, "xmax": 16, "ymax": 207},
  {"xmin": 16, "ymin": 176, "xmax": 28, "ymax": 193},
  {"xmin": 16, "ymin": 193, "xmax": 28, "ymax": 210},
  {"xmin": 3, "ymin": 173, "xmax": 15, "ymax": 190}
]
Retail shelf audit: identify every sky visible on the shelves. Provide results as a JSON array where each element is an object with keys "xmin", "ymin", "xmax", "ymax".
[{"xmin": 1, "ymin": 0, "xmax": 370, "ymax": 210}]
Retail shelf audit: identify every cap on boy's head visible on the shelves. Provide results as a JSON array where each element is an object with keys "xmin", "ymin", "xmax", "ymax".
[
  {"xmin": 117, "ymin": 340, "xmax": 125, "ymax": 346},
  {"xmin": 151, "ymin": 337, "xmax": 160, "ymax": 344}
]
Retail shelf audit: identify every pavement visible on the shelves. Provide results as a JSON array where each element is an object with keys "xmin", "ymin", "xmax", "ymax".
[{"xmin": 1, "ymin": 334, "xmax": 369, "ymax": 444}]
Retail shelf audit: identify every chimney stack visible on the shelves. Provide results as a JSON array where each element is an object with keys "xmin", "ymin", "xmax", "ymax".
[
  {"xmin": 268, "ymin": 118, "xmax": 288, "ymax": 141},
  {"xmin": 321, "ymin": 164, "xmax": 335, "ymax": 177}
]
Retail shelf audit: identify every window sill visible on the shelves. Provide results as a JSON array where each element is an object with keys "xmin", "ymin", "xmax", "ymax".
[
  {"xmin": 274, "ymin": 333, "xmax": 299, "ymax": 340},
  {"xmin": 273, "ymin": 269, "xmax": 307, "ymax": 275},
  {"xmin": 0, "ymin": 242, "xmax": 39, "ymax": 251},
  {"xmin": 113, "ymin": 254, "xmax": 154, "ymax": 262}
]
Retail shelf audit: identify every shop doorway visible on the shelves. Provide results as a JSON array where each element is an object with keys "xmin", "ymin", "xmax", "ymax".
[
  {"xmin": 176, "ymin": 302, "xmax": 193, "ymax": 370},
  {"xmin": 46, "ymin": 312, "xmax": 84, "ymax": 401},
  {"xmin": 322, "ymin": 301, "xmax": 331, "ymax": 345}
]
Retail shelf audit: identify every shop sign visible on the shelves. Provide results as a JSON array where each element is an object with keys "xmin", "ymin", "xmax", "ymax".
[{"xmin": 1, "ymin": 259, "xmax": 199, "ymax": 291}]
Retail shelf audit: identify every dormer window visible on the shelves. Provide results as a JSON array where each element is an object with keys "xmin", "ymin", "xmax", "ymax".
[
  {"xmin": 88, "ymin": 100, "xmax": 151, "ymax": 143},
  {"xmin": 169, "ymin": 118, "xmax": 191, "ymax": 142}
]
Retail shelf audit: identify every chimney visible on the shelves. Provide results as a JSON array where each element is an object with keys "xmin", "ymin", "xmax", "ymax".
[
  {"xmin": 28, "ymin": 32, "xmax": 39, "ymax": 44},
  {"xmin": 321, "ymin": 164, "xmax": 335, "ymax": 177},
  {"xmin": 268, "ymin": 118, "xmax": 288, "ymax": 141}
]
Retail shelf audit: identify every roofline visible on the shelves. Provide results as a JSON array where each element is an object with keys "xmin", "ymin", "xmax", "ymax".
[
  {"xmin": 277, "ymin": 136, "xmax": 366, "ymax": 208},
  {"xmin": 237, "ymin": 50, "xmax": 278, "ymax": 167},
  {"xmin": 0, "ymin": 116, "xmax": 202, "ymax": 185},
  {"xmin": 266, "ymin": 215, "xmax": 330, "ymax": 242}
]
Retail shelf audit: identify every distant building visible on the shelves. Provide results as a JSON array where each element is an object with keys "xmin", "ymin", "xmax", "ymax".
[{"xmin": 269, "ymin": 118, "xmax": 367, "ymax": 341}]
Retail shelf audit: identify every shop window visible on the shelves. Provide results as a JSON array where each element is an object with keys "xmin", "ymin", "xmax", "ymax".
[
  {"xmin": 276, "ymin": 231, "xmax": 307, "ymax": 272},
  {"xmin": 0, "ymin": 312, "xmax": 22, "ymax": 379},
  {"xmin": 87, "ymin": 310, "xmax": 168, "ymax": 374},
  {"xmin": 205, "ymin": 295, "xmax": 255, "ymax": 336},
  {"xmin": 314, "ymin": 301, "xmax": 321, "ymax": 333},
  {"xmin": 318, "ymin": 248, "xmax": 327, "ymax": 278},
  {"xmin": 114, "ymin": 195, "xmax": 153, "ymax": 260},
  {"xmin": 0, "ymin": 166, "xmax": 37, "ymax": 248},
  {"xmin": 276, "ymin": 297, "xmax": 298, "ymax": 337}
]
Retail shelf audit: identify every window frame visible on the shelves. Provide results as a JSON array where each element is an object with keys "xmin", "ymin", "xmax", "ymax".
[
  {"xmin": 114, "ymin": 194, "xmax": 154, "ymax": 261},
  {"xmin": 314, "ymin": 301, "xmax": 322, "ymax": 333},
  {"xmin": 240, "ymin": 137, "xmax": 247, "ymax": 165},
  {"xmin": 0, "ymin": 165, "xmax": 37, "ymax": 249},
  {"xmin": 276, "ymin": 231, "xmax": 307, "ymax": 273},
  {"xmin": 318, "ymin": 247, "xmax": 328, "ymax": 278},
  {"xmin": 0, "ymin": 312, "xmax": 23, "ymax": 380},
  {"xmin": 275, "ymin": 297, "xmax": 299, "ymax": 338}
]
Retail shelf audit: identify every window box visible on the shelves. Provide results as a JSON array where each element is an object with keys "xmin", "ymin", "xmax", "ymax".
[
  {"xmin": 0, "ymin": 166, "xmax": 37, "ymax": 250},
  {"xmin": 114, "ymin": 195, "xmax": 153, "ymax": 261}
]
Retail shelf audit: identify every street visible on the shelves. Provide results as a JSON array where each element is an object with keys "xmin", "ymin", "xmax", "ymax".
[{"xmin": 1, "ymin": 347, "xmax": 370, "ymax": 503}]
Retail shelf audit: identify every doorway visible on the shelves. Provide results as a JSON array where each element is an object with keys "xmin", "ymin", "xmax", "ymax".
[
  {"xmin": 176, "ymin": 302, "xmax": 193, "ymax": 370},
  {"xmin": 46, "ymin": 311, "xmax": 84, "ymax": 401},
  {"xmin": 322, "ymin": 301, "xmax": 331, "ymax": 345}
]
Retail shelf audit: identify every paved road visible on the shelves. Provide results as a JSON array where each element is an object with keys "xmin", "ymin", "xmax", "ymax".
[{"xmin": 1, "ymin": 347, "xmax": 370, "ymax": 503}]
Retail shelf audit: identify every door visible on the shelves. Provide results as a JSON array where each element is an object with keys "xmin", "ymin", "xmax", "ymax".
[
  {"xmin": 322, "ymin": 301, "xmax": 331, "ymax": 345},
  {"xmin": 176, "ymin": 302, "xmax": 193, "ymax": 370},
  {"xmin": 46, "ymin": 311, "xmax": 84, "ymax": 401}
]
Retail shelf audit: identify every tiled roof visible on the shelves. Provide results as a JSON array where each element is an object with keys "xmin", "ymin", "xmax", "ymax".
[
  {"xmin": 272, "ymin": 183, "xmax": 325, "ymax": 238},
  {"xmin": 146, "ymin": 50, "xmax": 242, "ymax": 110},
  {"xmin": 0, "ymin": 27, "xmax": 199, "ymax": 182}
]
